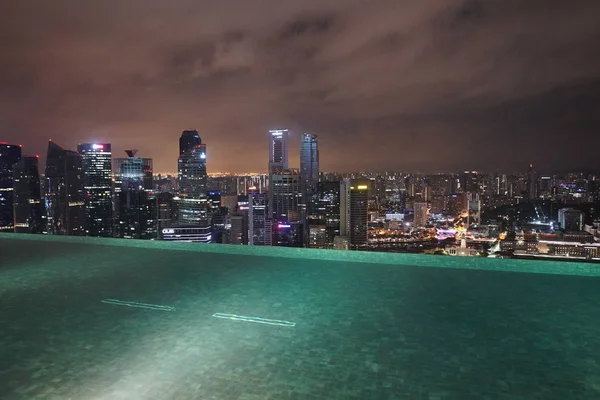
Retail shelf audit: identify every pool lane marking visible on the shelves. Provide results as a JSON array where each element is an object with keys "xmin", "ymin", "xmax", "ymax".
[
  {"xmin": 212, "ymin": 313, "xmax": 295, "ymax": 327},
  {"xmin": 101, "ymin": 298, "xmax": 175, "ymax": 311}
]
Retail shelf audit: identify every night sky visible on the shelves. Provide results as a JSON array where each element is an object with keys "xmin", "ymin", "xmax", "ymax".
[{"xmin": 1, "ymin": 0, "xmax": 599, "ymax": 173}]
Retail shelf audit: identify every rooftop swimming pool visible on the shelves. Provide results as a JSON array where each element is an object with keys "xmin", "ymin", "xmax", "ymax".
[{"xmin": 1, "ymin": 234, "xmax": 599, "ymax": 399}]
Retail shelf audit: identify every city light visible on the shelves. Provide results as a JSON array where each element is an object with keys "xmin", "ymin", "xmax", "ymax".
[{"xmin": 92, "ymin": 144, "xmax": 104, "ymax": 149}]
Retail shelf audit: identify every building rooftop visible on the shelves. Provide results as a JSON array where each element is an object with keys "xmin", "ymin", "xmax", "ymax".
[{"xmin": 1, "ymin": 233, "xmax": 600, "ymax": 399}]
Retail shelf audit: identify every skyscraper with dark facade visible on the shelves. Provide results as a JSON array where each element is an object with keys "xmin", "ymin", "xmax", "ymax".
[
  {"xmin": 268, "ymin": 129, "xmax": 288, "ymax": 174},
  {"xmin": 13, "ymin": 156, "xmax": 44, "ymax": 233},
  {"xmin": 114, "ymin": 151, "xmax": 155, "ymax": 239},
  {"xmin": 461, "ymin": 171, "xmax": 480, "ymax": 194},
  {"xmin": 527, "ymin": 163, "xmax": 537, "ymax": 201},
  {"xmin": 340, "ymin": 179, "xmax": 369, "ymax": 249},
  {"xmin": 248, "ymin": 191, "xmax": 268, "ymax": 245},
  {"xmin": 270, "ymin": 168, "xmax": 302, "ymax": 222},
  {"xmin": 300, "ymin": 133, "xmax": 319, "ymax": 194},
  {"xmin": 177, "ymin": 135, "xmax": 208, "ymax": 225},
  {"xmin": 45, "ymin": 141, "xmax": 85, "ymax": 235},
  {"xmin": 179, "ymin": 130, "xmax": 202, "ymax": 156},
  {"xmin": 0, "ymin": 143, "xmax": 22, "ymax": 231},
  {"xmin": 307, "ymin": 181, "xmax": 340, "ymax": 248},
  {"xmin": 78, "ymin": 143, "xmax": 113, "ymax": 237}
]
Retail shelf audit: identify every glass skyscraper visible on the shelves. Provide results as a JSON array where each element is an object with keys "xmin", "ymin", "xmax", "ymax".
[
  {"xmin": 177, "ymin": 134, "xmax": 208, "ymax": 225},
  {"xmin": 114, "ymin": 151, "xmax": 155, "ymax": 239},
  {"xmin": 340, "ymin": 179, "xmax": 369, "ymax": 249},
  {"xmin": 78, "ymin": 143, "xmax": 113, "ymax": 237},
  {"xmin": 0, "ymin": 143, "xmax": 22, "ymax": 231},
  {"xmin": 179, "ymin": 130, "xmax": 202, "ymax": 156},
  {"xmin": 300, "ymin": 133, "xmax": 319, "ymax": 194},
  {"xmin": 13, "ymin": 156, "xmax": 44, "ymax": 233},
  {"xmin": 45, "ymin": 141, "xmax": 85, "ymax": 235},
  {"xmin": 268, "ymin": 129, "xmax": 288, "ymax": 174}
]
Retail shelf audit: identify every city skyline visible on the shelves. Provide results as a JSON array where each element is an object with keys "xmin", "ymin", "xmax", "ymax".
[{"xmin": 1, "ymin": 1, "xmax": 600, "ymax": 173}]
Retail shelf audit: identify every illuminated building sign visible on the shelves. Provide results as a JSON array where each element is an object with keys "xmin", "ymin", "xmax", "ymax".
[
  {"xmin": 92, "ymin": 144, "xmax": 104, "ymax": 150},
  {"xmin": 278, "ymin": 224, "xmax": 291, "ymax": 229},
  {"xmin": 357, "ymin": 185, "xmax": 368, "ymax": 190}
]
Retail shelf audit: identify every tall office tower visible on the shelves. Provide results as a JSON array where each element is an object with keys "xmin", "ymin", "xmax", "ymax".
[
  {"xmin": 300, "ymin": 133, "xmax": 319, "ymax": 194},
  {"xmin": 466, "ymin": 192, "xmax": 481, "ymax": 228},
  {"xmin": 180, "ymin": 130, "xmax": 202, "ymax": 156},
  {"xmin": 78, "ymin": 143, "xmax": 113, "ymax": 237},
  {"xmin": 178, "ymin": 137, "xmax": 208, "ymax": 225},
  {"xmin": 0, "ymin": 143, "xmax": 22, "ymax": 231},
  {"xmin": 527, "ymin": 163, "xmax": 537, "ymax": 200},
  {"xmin": 270, "ymin": 169, "xmax": 302, "ymax": 222},
  {"xmin": 558, "ymin": 208, "xmax": 584, "ymax": 231},
  {"xmin": 340, "ymin": 179, "xmax": 369, "ymax": 249},
  {"xmin": 229, "ymin": 214, "xmax": 248, "ymax": 244},
  {"xmin": 413, "ymin": 202, "xmax": 428, "ymax": 228},
  {"xmin": 307, "ymin": 181, "xmax": 341, "ymax": 248},
  {"xmin": 268, "ymin": 129, "xmax": 289, "ymax": 174},
  {"xmin": 248, "ymin": 192, "xmax": 268, "ymax": 245},
  {"xmin": 114, "ymin": 151, "xmax": 155, "ymax": 239},
  {"xmin": 13, "ymin": 156, "xmax": 44, "ymax": 233},
  {"xmin": 157, "ymin": 192, "xmax": 176, "ymax": 227},
  {"xmin": 113, "ymin": 152, "xmax": 153, "ymax": 194},
  {"xmin": 461, "ymin": 171, "xmax": 480, "ymax": 194},
  {"xmin": 45, "ymin": 141, "xmax": 85, "ymax": 235},
  {"xmin": 207, "ymin": 190, "xmax": 222, "ymax": 212}
]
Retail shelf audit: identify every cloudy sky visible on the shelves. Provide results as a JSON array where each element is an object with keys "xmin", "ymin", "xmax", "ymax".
[{"xmin": 1, "ymin": 0, "xmax": 599, "ymax": 173}]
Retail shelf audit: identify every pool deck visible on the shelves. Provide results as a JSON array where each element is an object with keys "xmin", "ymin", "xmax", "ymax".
[{"xmin": 1, "ymin": 234, "xmax": 600, "ymax": 399}]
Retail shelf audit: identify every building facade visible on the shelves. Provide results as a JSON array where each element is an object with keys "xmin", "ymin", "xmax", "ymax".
[
  {"xmin": 0, "ymin": 143, "xmax": 22, "ymax": 231},
  {"xmin": 300, "ymin": 133, "xmax": 319, "ymax": 194},
  {"xmin": 78, "ymin": 143, "xmax": 113, "ymax": 237},
  {"xmin": 177, "ymin": 139, "xmax": 208, "ymax": 225},
  {"xmin": 45, "ymin": 141, "xmax": 85, "ymax": 235},
  {"xmin": 13, "ymin": 156, "xmax": 44, "ymax": 233},
  {"xmin": 340, "ymin": 179, "xmax": 369, "ymax": 249}
]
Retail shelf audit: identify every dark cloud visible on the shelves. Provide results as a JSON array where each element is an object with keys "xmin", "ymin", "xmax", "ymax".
[{"xmin": 0, "ymin": 0, "xmax": 599, "ymax": 173}]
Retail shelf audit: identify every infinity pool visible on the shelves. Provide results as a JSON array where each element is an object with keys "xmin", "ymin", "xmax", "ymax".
[{"xmin": 1, "ymin": 234, "xmax": 599, "ymax": 399}]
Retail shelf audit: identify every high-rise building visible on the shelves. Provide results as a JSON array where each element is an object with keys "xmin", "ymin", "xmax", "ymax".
[
  {"xmin": 461, "ymin": 171, "xmax": 480, "ymax": 194},
  {"xmin": 308, "ymin": 181, "xmax": 341, "ymax": 248},
  {"xmin": 248, "ymin": 192, "xmax": 268, "ymax": 245},
  {"xmin": 113, "ymin": 151, "xmax": 153, "ymax": 194},
  {"xmin": 269, "ymin": 169, "xmax": 302, "ymax": 222},
  {"xmin": 558, "ymin": 208, "xmax": 584, "ymax": 231},
  {"xmin": 229, "ymin": 214, "xmax": 248, "ymax": 245},
  {"xmin": 340, "ymin": 179, "xmax": 369, "ymax": 249},
  {"xmin": 208, "ymin": 190, "xmax": 222, "ymax": 212},
  {"xmin": 527, "ymin": 163, "xmax": 537, "ymax": 201},
  {"xmin": 466, "ymin": 192, "xmax": 481, "ymax": 227},
  {"xmin": 179, "ymin": 130, "xmax": 202, "ymax": 156},
  {"xmin": 114, "ymin": 151, "xmax": 155, "ymax": 239},
  {"xmin": 13, "ymin": 156, "xmax": 44, "ymax": 233},
  {"xmin": 177, "ymin": 138, "xmax": 208, "ymax": 225},
  {"xmin": 78, "ymin": 143, "xmax": 113, "ymax": 237},
  {"xmin": 300, "ymin": 133, "xmax": 319, "ymax": 194},
  {"xmin": 45, "ymin": 141, "xmax": 85, "ymax": 235},
  {"xmin": 0, "ymin": 142, "xmax": 22, "ymax": 231},
  {"xmin": 413, "ymin": 202, "xmax": 428, "ymax": 228},
  {"xmin": 268, "ymin": 129, "xmax": 289, "ymax": 174}
]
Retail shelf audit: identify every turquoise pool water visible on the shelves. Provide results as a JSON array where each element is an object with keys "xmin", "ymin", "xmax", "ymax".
[{"xmin": 1, "ymin": 234, "xmax": 599, "ymax": 399}]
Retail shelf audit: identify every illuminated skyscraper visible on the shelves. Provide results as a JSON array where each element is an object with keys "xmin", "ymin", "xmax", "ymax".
[
  {"xmin": 248, "ymin": 191, "xmax": 268, "ymax": 245},
  {"xmin": 0, "ymin": 142, "xmax": 21, "ymax": 231},
  {"xmin": 413, "ymin": 202, "xmax": 428, "ymax": 228},
  {"xmin": 177, "ymin": 136, "xmax": 208, "ymax": 225},
  {"xmin": 45, "ymin": 141, "xmax": 85, "ymax": 235},
  {"xmin": 558, "ymin": 208, "xmax": 583, "ymax": 231},
  {"xmin": 268, "ymin": 129, "xmax": 288, "ymax": 174},
  {"xmin": 340, "ymin": 179, "xmax": 369, "ymax": 249},
  {"xmin": 270, "ymin": 169, "xmax": 302, "ymax": 222},
  {"xmin": 527, "ymin": 163, "xmax": 537, "ymax": 200},
  {"xmin": 300, "ymin": 133, "xmax": 319, "ymax": 193},
  {"xmin": 114, "ymin": 151, "xmax": 155, "ymax": 239},
  {"xmin": 307, "ymin": 181, "xmax": 340, "ymax": 248},
  {"xmin": 13, "ymin": 156, "xmax": 44, "ymax": 233},
  {"xmin": 78, "ymin": 143, "xmax": 113, "ymax": 237}
]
